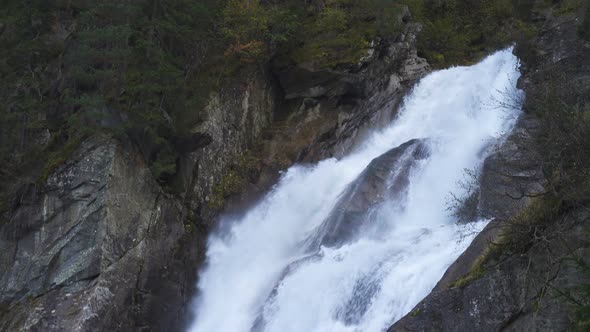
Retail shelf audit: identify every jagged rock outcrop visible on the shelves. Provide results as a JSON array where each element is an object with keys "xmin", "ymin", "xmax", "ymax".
[
  {"xmin": 260, "ymin": 11, "xmax": 430, "ymax": 167},
  {"xmin": 177, "ymin": 69, "xmax": 277, "ymax": 225},
  {"xmin": 305, "ymin": 139, "xmax": 429, "ymax": 249},
  {"xmin": 0, "ymin": 137, "xmax": 190, "ymax": 331},
  {"xmin": 224, "ymin": 14, "xmax": 430, "ymax": 220},
  {"xmin": 389, "ymin": 5, "xmax": 590, "ymax": 331}
]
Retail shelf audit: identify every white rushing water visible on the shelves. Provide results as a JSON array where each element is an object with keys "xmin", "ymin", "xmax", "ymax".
[{"xmin": 189, "ymin": 49, "xmax": 522, "ymax": 332}]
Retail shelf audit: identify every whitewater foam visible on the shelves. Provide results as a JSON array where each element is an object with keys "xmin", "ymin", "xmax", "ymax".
[{"xmin": 188, "ymin": 48, "xmax": 523, "ymax": 332}]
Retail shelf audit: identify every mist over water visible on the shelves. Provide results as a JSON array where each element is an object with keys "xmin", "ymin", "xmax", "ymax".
[{"xmin": 189, "ymin": 49, "xmax": 523, "ymax": 332}]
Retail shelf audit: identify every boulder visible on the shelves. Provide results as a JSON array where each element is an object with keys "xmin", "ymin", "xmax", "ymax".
[{"xmin": 306, "ymin": 138, "xmax": 429, "ymax": 248}]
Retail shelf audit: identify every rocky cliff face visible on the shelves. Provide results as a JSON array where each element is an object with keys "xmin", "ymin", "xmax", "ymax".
[
  {"xmin": 261, "ymin": 13, "xmax": 429, "ymax": 167},
  {"xmin": 0, "ymin": 67, "xmax": 277, "ymax": 331},
  {"xmin": 389, "ymin": 5, "xmax": 590, "ymax": 331},
  {"xmin": 0, "ymin": 9, "xmax": 429, "ymax": 331},
  {"xmin": 0, "ymin": 137, "xmax": 187, "ymax": 331},
  {"xmin": 221, "ymin": 13, "xmax": 430, "ymax": 224}
]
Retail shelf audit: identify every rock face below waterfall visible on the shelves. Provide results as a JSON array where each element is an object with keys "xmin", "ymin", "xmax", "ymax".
[{"xmin": 306, "ymin": 139, "xmax": 430, "ymax": 249}]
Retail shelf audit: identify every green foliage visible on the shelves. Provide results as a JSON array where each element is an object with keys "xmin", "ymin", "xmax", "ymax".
[
  {"xmin": 1, "ymin": 0, "xmax": 581, "ymax": 206},
  {"xmin": 0, "ymin": 0, "xmax": 234, "ymax": 195},
  {"xmin": 399, "ymin": 0, "xmax": 525, "ymax": 67},
  {"xmin": 291, "ymin": 4, "xmax": 369, "ymax": 68},
  {"xmin": 567, "ymin": 254, "xmax": 590, "ymax": 330},
  {"xmin": 400, "ymin": 0, "xmax": 588, "ymax": 67},
  {"xmin": 555, "ymin": 0, "xmax": 585, "ymax": 15},
  {"xmin": 449, "ymin": 260, "xmax": 485, "ymax": 288},
  {"xmin": 40, "ymin": 136, "xmax": 83, "ymax": 183},
  {"xmin": 0, "ymin": 0, "xmax": 64, "ymax": 216},
  {"xmin": 65, "ymin": 0, "xmax": 228, "ymax": 183},
  {"xmin": 221, "ymin": 0, "xmax": 270, "ymax": 61},
  {"xmin": 150, "ymin": 145, "xmax": 177, "ymax": 180},
  {"xmin": 287, "ymin": 0, "xmax": 406, "ymax": 68},
  {"xmin": 208, "ymin": 150, "xmax": 261, "ymax": 209},
  {"xmin": 220, "ymin": 0, "xmax": 299, "ymax": 63}
]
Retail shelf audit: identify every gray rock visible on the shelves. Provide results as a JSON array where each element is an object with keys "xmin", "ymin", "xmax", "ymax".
[
  {"xmin": 305, "ymin": 139, "xmax": 430, "ymax": 249},
  {"xmin": 0, "ymin": 137, "xmax": 189, "ymax": 331},
  {"xmin": 0, "ymin": 68, "xmax": 279, "ymax": 331},
  {"xmin": 478, "ymin": 113, "xmax": 544, "ymax": 222},
  {"xmin": 278, "ymin": 23, "xmax": 430, "ymax": 164}
]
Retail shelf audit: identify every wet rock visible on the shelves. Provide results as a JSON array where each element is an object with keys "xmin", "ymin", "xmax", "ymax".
[
  {"xmin": 263, "ymin": 21, "xmax": 430, "ymax": 167},
  {"xmin": 306, "ymin": 139, "xmax": 430, "ymax": 249}
]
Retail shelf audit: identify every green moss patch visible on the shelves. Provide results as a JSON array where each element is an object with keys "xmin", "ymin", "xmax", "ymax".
[{"xmin": 208, "ymin": 150, "xmax": 263, "ymax": 210}]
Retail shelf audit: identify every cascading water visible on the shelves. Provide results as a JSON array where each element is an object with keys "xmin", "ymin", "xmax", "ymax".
[{"xmin": 189, "ymin": 49, "xmax": 523, "ymax": 332}]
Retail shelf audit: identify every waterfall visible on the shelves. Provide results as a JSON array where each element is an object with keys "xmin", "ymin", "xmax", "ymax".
[{"xmin": 188, "ymin": 49, "xmax": 522, "ymax": 332}]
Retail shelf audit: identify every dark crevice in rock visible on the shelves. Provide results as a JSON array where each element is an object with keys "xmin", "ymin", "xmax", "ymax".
[{"xmin": 499, "ymin": 309, "xmax": 525, "ymax": 331}]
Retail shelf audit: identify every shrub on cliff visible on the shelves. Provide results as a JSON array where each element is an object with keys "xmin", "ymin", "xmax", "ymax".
[
  {"xmin": 0, "ymin": 0, "xmax": 226, "ymax": 194},
  {"xmin": 533, "ymin": 73, "xmax": 590, "ymax": 206},
  {"xmin": 287, "ymin": 0, "xmax": 407, "ymax": 69},
  {"xmin": 221, "ymin": 0, "xmax": 299, "ymax": 63},
  {"xmin": 401, "ymin": 0, "xmax": 534, "ymax": 67},
  {"xmin": 219, "ymin": 0, "xmax": 409, "ymax": 69}
]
